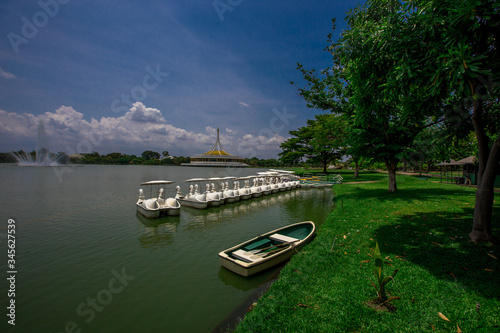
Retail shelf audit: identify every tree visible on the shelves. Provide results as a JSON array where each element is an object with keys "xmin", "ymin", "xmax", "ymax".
[
  {"xmin": 0, "ymin": 152, "xmax": 17, "ymax": 163},
  {"xmin": 293, "ymin": 64, "xmax": 368, "ymax": 178},
  {"xmin": 367, "ymin": 0, "xmax": 499, "ymax": 242},
  {"xmin": 347, "ymin": 148, "xmax": 366, "ymax": 179},
  {"xmin": 279, "ymin": 136, "xmax": 307, "ymax": 166},
  {"xmin": 294, "ymin": 0, "xmax": 499, "ymax": 241},
  {"xmin": 295, "ymin": 4, "xmax": 431, "ymax": 191},
  {"xmin": 402, "ymin": 126, "xmax": 442, "ymax": 174},
  {"xmin": 81, "ymin": 151, "xmax": 101, "ymax": 164},
  {"xmin": 336, "ymin": 0, "xmax": 450, "ymax": 191},
  {"xmin": 141, "ymin": 150, "xmax": 160, "ymax": 160},
  {"xmin": 414, "ymin": 0, "xmax": 499, "ymax": 243},
  {"xmin": 279, "ymin": 113, "xmax": 346, "ymax": 173}
]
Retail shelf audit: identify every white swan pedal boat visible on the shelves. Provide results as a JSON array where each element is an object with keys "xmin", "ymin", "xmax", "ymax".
[
  {"xmin": 136, "ymin": 180, "xmax": 181, "ymax": 218},
  {"xmin": 175, "ymin": 178, "xmax": 209, "ymax": 209},
  {"xmin": 218, "ymin": 221, "xmax": 316, "ymax": 276}
]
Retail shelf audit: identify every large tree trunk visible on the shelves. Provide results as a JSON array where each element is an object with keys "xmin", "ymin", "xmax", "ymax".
[
  {"xmin": 385, "ymin": 158, "xmax": 398, "ymax": 192},
  {"xmin": 470, "ymin": 135, "xmax": 500, "ymax": 243},
  {"xmin": 473, "ymin": 99, "xmax": 489, "ymax": 185},
  {"xmin": 469, "ymin": 98, "xmax": 499, "ymax": 243}
]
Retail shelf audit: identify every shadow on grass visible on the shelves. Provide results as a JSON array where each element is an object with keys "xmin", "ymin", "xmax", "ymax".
[
  {"xmin": 339, "ymin": 170, "xmax": 389, "ymax": 183},
  {"xmin": 334, "ymin": 178, "xmax": 499, "ymax": 300},
  {"xmin": 375, "ymin": 208, "xmax": 499, "ymax": 300},
  {"xmin": 336, "ymin": 184, "xmax": 476, "ymax": 205}
]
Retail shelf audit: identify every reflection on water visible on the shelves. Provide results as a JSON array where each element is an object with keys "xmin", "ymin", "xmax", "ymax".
[
  {"xmin": 0, "ymin": 165, "xmax": 333, "ymax": 333},
  {"xmin": 217, "ymin": 264, "xmax": 284, "ymax": 292},
  {"xmin": 136, "ymin": 186, "xmax": 333, "ymax": 295},
  {"xmin": 136, "ymin": 212, "xmax": 181, "ymax": 248},
  {"xmin": 178, "ymin": 190, "xmax": 302, "ymax": 228}
]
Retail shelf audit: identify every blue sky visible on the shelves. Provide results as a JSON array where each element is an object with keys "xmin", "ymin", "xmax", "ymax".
[{"xmin": 0, "ymin": 0, "xmax": 361, "ymax": 158}]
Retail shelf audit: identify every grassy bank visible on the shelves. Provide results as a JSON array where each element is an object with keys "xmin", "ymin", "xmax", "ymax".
[{"xmin": 233, "ymin": 173, "xmax": 499, "ymax": 332}]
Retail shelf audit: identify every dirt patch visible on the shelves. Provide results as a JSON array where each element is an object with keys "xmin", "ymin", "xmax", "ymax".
[{"xmin": 364, "ymin": 299, "xmax": 397, "ymax": 313}]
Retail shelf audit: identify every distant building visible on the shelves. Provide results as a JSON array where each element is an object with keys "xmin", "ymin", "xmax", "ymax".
[
  {"xmin": 436, "ymin": 156, "xmax": 500, "ymax": 186},
  {"xmin": 181, "ymin": 127, "xmax": 248, "ymax": 167}
]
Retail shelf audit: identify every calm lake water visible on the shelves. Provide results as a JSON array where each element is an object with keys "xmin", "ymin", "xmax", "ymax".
[{"xmin": 0, "ymin": 165, "xmax": 333, "ymax": 333}]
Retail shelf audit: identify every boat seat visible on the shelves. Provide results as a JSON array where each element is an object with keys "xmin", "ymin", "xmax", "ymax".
[
  {"xmin": 166, "ymin": 198, "xmax": 178, "ymax": 207},
  {"xmin": 269, "ymin": 233, "xmax": 299, "ymax": 243},
  {"xmin": 145, "ymin": 199, "xmax": 158, "ymax": 209},
  {"xmin": 232, "ymin": 249, "xmax": 265, "ymax": 263},
  {"xmin": 194, "ymin": 193, "xmax": 206, "ymax": 201},
  {"xmin": 243, "ymin": 239, "xmax": 271, "ymax": 251}
]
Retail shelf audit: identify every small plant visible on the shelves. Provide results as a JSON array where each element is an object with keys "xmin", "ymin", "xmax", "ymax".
[{"xmin": 372, "ymin": 242, "xmax": 398, "ymax": 303}]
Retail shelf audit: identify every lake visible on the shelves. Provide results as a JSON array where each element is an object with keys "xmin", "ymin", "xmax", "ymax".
[{"xmin": 0, "ymin": 165, "xmax": 333, "ymax": 333}]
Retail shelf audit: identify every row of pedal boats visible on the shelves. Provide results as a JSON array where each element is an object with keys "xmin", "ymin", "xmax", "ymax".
[
  {"xmin": 136, "ymin": 173, "xmax": 318, "ymax": 276},
  {"xmin": 136, "ymin": 171, "xmax": 302, "ymax": 218}
]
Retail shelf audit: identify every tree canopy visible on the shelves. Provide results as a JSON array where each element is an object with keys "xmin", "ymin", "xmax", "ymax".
[
  {"xmin": 293, "ymin": 0, "xmax": 499, "ymax": 242},
  {"xmin": 279, "ymin": 113, "xmax": 346, "ymax": 172}
]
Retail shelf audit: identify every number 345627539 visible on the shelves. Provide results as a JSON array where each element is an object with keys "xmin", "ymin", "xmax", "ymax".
[{"xmin": 7, "ymin": 219, "xmax": 16, "ymax": 268}]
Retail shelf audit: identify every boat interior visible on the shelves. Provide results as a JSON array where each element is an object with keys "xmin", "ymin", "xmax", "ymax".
[{"xmin": 229, "ymin": 224, "xmax": 314, "ymax": 263}]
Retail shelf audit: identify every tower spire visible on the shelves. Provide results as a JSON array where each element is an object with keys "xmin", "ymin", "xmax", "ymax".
[{"xmin": 204, "ymin": 126, "xmax": 230, "ymax": 155}]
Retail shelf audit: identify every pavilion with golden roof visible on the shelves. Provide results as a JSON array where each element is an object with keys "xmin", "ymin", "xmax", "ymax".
[{"xmin": 181, "ymin": 128, "xmax": 248, "ymax": 167}]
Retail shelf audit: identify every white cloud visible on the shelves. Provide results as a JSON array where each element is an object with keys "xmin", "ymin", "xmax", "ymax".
[
  {"xmin": 0, "ymin": 103, "xmax": 284, "ymax": 158},
  {"xmin": 205, "ymin": 126, "xmax": 217, "ymax": 135},
  {"xmin": 0, "ymin": 109, "xmax": 38, "ymax": 137},
  {"xmin": 239, "ymin": 102, "xmax": 250, "ymax": 108},
  {"xmin": 0, "ymin": 67, "xmax": 16, "ymax": 79},
  {"xmin": 124, "ymin": 102, "xmax": 166, "ymax": 123},
  {"xmin": 232, "ymin": 132, "xmax": 287, "ymax": 158}
]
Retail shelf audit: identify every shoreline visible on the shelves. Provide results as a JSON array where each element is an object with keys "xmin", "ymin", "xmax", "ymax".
[
  {"xmin": 226, "ymin": 175, "xmax": 500, "ymax": 332},
  {"xmin": 211, "ymin": 265, "xmax": 284, "ymax": 333}
]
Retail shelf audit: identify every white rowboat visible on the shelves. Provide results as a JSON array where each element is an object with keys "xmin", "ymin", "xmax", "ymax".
[{"xmin": 218, "ymin": 221, "xmax": 316, "ymax": 276}]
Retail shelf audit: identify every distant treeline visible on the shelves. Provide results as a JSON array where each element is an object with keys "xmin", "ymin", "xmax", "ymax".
[
  {"xmin": 0, "ymin": 153, "xmax": 17, "ymax": 163},
  {"xmin": 76, "ymin": 151, "xmax": 286, "ymax": 167},
  {"xmin": 0, "ymin": 150, "xmax": 286, "ymax": 167}
]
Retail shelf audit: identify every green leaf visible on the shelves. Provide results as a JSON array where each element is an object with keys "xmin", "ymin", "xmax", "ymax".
[{"xmin": 381, "ymin": 276, "xmax": 394, "ymax": 286}]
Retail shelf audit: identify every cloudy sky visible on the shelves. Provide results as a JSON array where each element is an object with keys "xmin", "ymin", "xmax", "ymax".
[{"xmin": 0, "ymin": 0, "xmax": 360, "ymax": 158}]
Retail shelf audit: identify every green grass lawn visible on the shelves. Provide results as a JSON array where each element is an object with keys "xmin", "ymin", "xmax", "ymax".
[{"xmin": 233, "ymin": 173, "xmax": 500, "ymax": 333}]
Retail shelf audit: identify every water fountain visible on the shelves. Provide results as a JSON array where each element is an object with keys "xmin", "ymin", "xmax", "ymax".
[{"xmin": 11, "ymin": 119, "xmax": 66, "ymax": 166}]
